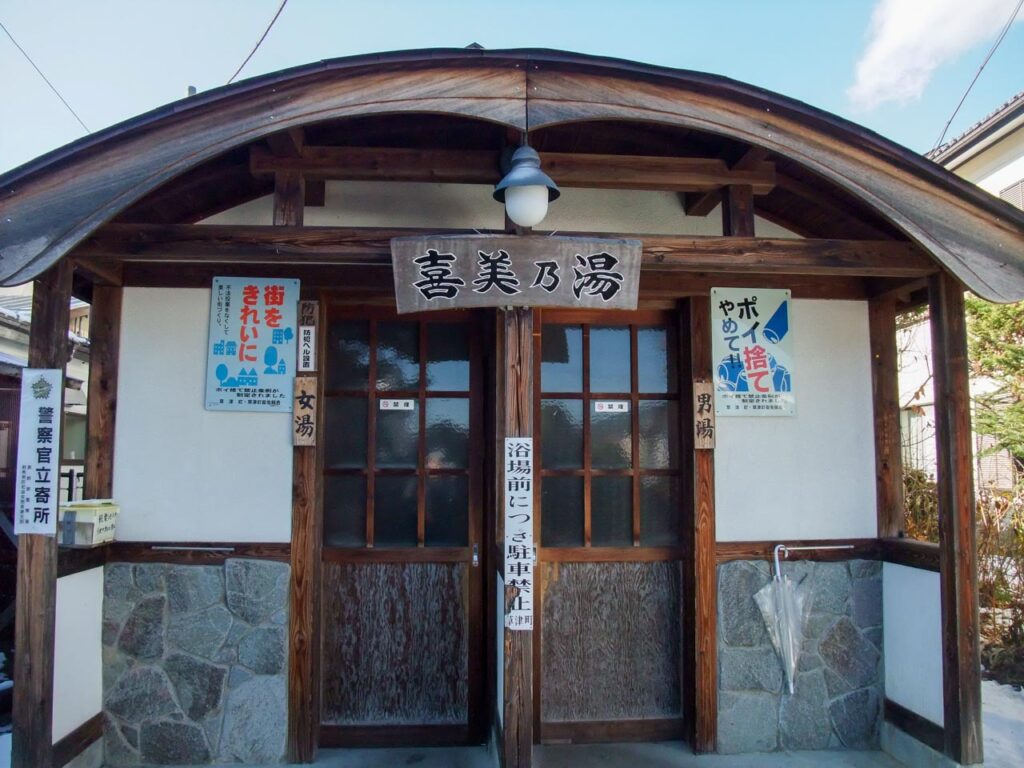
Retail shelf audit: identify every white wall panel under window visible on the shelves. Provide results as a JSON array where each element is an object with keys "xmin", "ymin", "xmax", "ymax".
[
  {"xmin": 715, "ymin": 300, "xmax": 876, "ymax": 541},
  {"xmin": 113, "ymin": 288, "xmax": 292, "ymax": 541},
  {"xmin": 883, "ymin": 562, "xmax": 944, "ymax": 725},
  {"xmin": 53, "ymin": 567, "xmax": 104, "ymax": 742}
]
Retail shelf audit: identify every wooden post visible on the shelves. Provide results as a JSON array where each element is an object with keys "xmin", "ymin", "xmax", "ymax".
[
  {"xmin": 721, "ymin": 185, "xmax": 755, "ymax": 238},
  {"xmin": 85, "ymin": 286, "xmax": 122, "ymax": 499},
  {"xmin": 928, "ymin": 273, "xmax": 983, "ymax": 764},
  {"xmin": 869, "ymin": 296, "xmax": 904, "ymax": 538},
  {"xmin": 13, "ymin": 258, "xmax": 74, "ymax": 768},
  {"xmin": 501, "ymin": 307, "xmax": 532, "ymax": 768},
  {"xmin": 273, "ymin": 171, "xmax": 305, "ymax": 228},
  {"xmin": 280, "ymin": 170, "xmax": 320, "ymax": 763},
  {"xmin": 687, "ymin": 181, "xmax": 751, "ymax": 753},
  {"xmin": 690, "ymin": 296, "xmax": 717, "ymax": 754}
]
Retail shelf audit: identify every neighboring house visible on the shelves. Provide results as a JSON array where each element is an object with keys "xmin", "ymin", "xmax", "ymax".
[
  {"xmin": 0, "ymin": 286, "xmax": 90, "ymax": 512},
  {"xmin": 899, "ymin": 92, "xmax": 1024, "ymax": 492},
  {"xmin": 929, "ymin": 90, "xmax": 1024, "ymax": 210}
]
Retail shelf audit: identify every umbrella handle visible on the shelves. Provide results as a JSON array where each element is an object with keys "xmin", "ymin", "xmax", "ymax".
[{"xmin": 773, "ymin": 544, "xmax": 788, "ymax": 580}]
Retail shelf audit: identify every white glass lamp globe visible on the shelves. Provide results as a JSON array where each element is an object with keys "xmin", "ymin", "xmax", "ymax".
[{"xmin": 503, "ymin": 184, "xmax": 550, "ymax": 228}]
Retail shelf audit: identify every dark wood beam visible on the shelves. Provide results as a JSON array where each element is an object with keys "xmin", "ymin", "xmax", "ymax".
[
  {"xmin": 879, "ymin": 537, "xmax": 940, "ymax": 572},
  {"xmin": 76, "ymin": 224, "xmax": 935, "ymax": 278},
  {"xmin": 118, "ymin": 261, "xmax": 870, "ymax": 300},
  {"xmin": 265, "ymin": 128, "xmax": 324, "ymax": 208},
  {"xmin": 690, "ymin": 296, "xmax": 716, "ymax": 754},
  {"xmin": 929, "ymin": 273, "xmax": 983, "ymax": 764},
  {"xmin": 85, "ymin": 286, "xmax": 122, "ymax": 499},
  {"xmin": 266, "ymin": 127, "xmax": 305, "ymax": 158},
  {"xmin": 70, "ymin": 256, "xmax": 122, "ymax": 287},
  {"xmin": 305, "ymin": 180, "xmax": 326, "ymax": 208},
  {"xmin": 249, "ymin": 146, "xmax": 777, "ymax": 193},
  {"xmin": 117, "ymin": 261, "xmax": 868, "ymax": 301},
  {"xmin": 501, "ymin": 307, "xmax": 533, "ymax": 768},
  {"xmin": 869, "ymin": 296, "xmax": 903, "ymax": 538},
  {"xmin": 885, "ymin": 698, "xmax": 944, "ymax": 754},
  {"xmin": 51, "ymin": 712, "xmax": 102, "ymax": 768},
  {"xmin": 684, "ymin": 147, "xmax": 769, "ymax": 216},
  {"xmin": 273, "ymin": 172, "xmax": 305, "ymax": 227},
  {"xmin": 721, "ymin": 185, "xmax": 755, "ymax": 237},
  {"xmin": 13, "ymin": 258, "xmax": 74, "ymax": 768},
  {"xmin": 716, "ymin": 538, "xmax": 878, "ymax": 563},
  {"xmin": 775, "ymin": 173, "xmax": 894, "ymax": 241},
  {"xmin": 283, "ymin": 166, "xmax": 320, "ymax": 763}
]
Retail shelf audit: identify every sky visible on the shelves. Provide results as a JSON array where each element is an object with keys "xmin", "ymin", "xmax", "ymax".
[{"xmin": 1, "ymin": 0, "xmax": 1022, "ymax": 175}]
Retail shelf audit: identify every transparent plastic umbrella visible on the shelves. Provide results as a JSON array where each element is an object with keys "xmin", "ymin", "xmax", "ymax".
[{"xmin": 754, "ymin": 544, "xmax": 812, "ymax": 695}]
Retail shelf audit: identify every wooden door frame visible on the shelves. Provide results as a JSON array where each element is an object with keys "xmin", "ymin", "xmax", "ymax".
[
  {"xmin": 313, "ymin": 305, "xmax": 488, "ymax": 749},
  {"xmin": 529, "ymin": 307, "xmax": 691, "ymax": 745}
]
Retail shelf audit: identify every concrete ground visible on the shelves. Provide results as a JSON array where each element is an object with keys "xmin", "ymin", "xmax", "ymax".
[{"xmin": 132, "ymin": 742, "xmax": 906, "ymax": 767}]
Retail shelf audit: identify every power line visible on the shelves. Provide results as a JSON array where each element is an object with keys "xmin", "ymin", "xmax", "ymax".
[
  {"xmin": 227, "ymin": 0, "xmax": 289, "ymax": 85},
  {"xmin": 933, "ymin": 0, "xmax": 1024, "ymax": 151},
  {"xmin": 0, "ymin": 19, "xmax": 89, "ymax": 133}
]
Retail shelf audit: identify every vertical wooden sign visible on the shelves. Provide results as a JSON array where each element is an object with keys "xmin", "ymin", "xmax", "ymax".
[
  {"xmin": 693, "ymin": 379, "xmax": 716, "ymax": 450},
  {"xmin": 293, "ymin": 376, "xmax": 317, "ymax": 446}
]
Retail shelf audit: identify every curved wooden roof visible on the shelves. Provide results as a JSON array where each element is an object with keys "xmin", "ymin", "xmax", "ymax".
[{"xmin": 2, "ymin": 48, "xmax": 1023, "ymax": 300}]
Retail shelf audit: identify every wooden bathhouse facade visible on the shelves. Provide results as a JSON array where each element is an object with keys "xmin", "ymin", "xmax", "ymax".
[{"xmin": 1, "ymin": 49, "xmax": 1023, "ymax": 767}]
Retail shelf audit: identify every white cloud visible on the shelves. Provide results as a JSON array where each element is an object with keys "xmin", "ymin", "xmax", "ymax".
[{"xmin": 848, "ymin": 0, "xmax": 1024, "ymax": 111}]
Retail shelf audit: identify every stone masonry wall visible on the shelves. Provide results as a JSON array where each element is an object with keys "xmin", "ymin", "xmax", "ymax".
[
  {"xmin": 717, "ymin": 559, "xmax": 883, "ymax": 754},
  {"xmin": 102, "ymin": 559, "xmax": 290, "ymax": 765}
]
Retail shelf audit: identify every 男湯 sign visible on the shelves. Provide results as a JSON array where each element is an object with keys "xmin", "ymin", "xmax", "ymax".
[{"xmin": 391, "ymin": 235, "xmax": 641, "ymax": 314}]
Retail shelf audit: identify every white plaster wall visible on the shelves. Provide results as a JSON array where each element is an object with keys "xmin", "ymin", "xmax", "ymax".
[
  {"xmin": 883, "ymin": 562, "xmax": 944, "ymax": 726},
  {"xmin": 52, "ymin": 567, "xmax": 103, "ymax": 742},
  {"xmin": 205, "ymin": 181, "xmax": 797, "ymax": 238},
  {"xmin": 715, "ymin": 300, "xmax": 876, "ymax": 541},
  {"xmin": 112, "ymin": 288, "xmax": 293, "ymax": 541}
]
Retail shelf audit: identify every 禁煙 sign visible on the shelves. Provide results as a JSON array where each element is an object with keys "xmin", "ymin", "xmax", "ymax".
[{"xmin": 391, "ymin": 235, "xmax": 641, "ymax": 314}]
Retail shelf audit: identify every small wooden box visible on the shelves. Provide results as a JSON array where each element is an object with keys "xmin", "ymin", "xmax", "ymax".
[{"xmin": 58, "ymin": 500, "xmax": 119, "ymax": 548}]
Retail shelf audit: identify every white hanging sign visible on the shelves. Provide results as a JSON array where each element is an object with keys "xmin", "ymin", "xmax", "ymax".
[
  {"xmin": 504, "ymin": 437, "xmax": 534, "ymax": 631},
  {"xmin": 298, "ymin": 300, "xmax": 317, "ymax": 372},
  {"xmin": 379, "ymin": 399, "xmax": 415, "ymax": 411},
  {"xmin": 711, "ymin": 287, "xmax": 795, "ymax": 416},
  {"xmin": 298, "ymin": 327, "xmax": 316, "ymax": 372},
  {"xmin": 15, "ymin": 369, "xmax": 63, "ymax": 535},
  {"xmin": 594, "ymin": 401, "xmax": 629, "ymax": 413}
]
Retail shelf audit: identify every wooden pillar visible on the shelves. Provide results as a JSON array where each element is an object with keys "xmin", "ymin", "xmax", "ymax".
[
  {"xmin": 273, "ymin": 171, "xmax": 305, "ymax": 228},
  {"xmin": 721, "ymin": 185, "xmax": 755, "ymax": 238},
  {"xmin": 869, "ymin": 296, "xmax": 903, "ymax": 539},
  {"xmin": 928, "ymin": 273, "xmax": 983, "ymax": 764},
  {"xmin": 501, "ymin": 307, "xmax": 532, "ymax": 768},
  {"xmin": 280, "ymin": 171, "xmax": 320, "ymax": 763},
  {"xmin": 85, "ymin": 286, "xmax": 122, "ymax": 499},
  {"xmin": 13, "ymin": 258, "xmax": 74, "ymax": 768},
  {"xmin": 687, "ymin": 181, "xmax": 752, "ymax": 753},
  {"xmin": 690, "ymin": 296, "xmax": 717, "ymax": 753}
]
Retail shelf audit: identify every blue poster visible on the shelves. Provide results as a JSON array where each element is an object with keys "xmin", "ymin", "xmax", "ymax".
[
  {"xmin": 711, "ymin": 287, "xmax": 795, "ymax": 416},
  {"xmin": 205, "ymin": 277, "xmax": 300, "ymax": 412}
]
